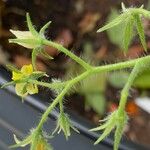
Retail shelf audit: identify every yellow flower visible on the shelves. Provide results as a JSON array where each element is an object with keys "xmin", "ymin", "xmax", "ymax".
[{"xmin": 12, "ymin": 64, "xmax": 38, "ymax": 97}]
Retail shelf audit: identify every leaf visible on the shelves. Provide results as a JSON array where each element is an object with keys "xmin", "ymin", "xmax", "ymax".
[
  {"xmin": 9, "ymin": 134, "xmax": 32, "ymax": 148},
  {"xmin": 52, "ymin": 113, "xmax": 79, "ymax": 140},
  {"xmin": 40, "ymin": 49, "xmax": 54, "ymax": 60},
  {"xmin": 6, "ymin": 64, "xmax": 20, "ymax": 73},
  {"xmin": 30, "ymin": 71, "xmax": 47, "ymax": 79},
  {"xmin": 26, "ymin": 13, "xmax": 39, "ymax": 37},
  {"xmin": 39, "ymin": 21, "xmax": 52, "ymax": 35},
  {"xmin": 134, "ymin": 14, "xmax": 147, "ymax": 51},
  {"xmin": 89, "ymin": 122, "xmax": 109, "ymax": 132},
  {"xmin": 97, "ymin": 13, "xmax": 125, "ymax": 33},
  {"xmin": 133, "ymin": 70, "xmax": 150, "ymax": 88},
  {"xmin": 108, "ymin": 71, "xmax": 129, "ymax": 88},
  {"xmin": 85, "ymin": 93, "xmax": 106, "ymax": 115},
  {"xmin": 106, "ymin": 9, "xmax": 124, "ymax": 49},
  {"xmin": 94, "ymin": 114, "xmax": 116, "ymax": 145},
  {"xmin": 123, "ymin": 16, "xmax": 134, "ymax": 53},
  {"xmin": 1, "ymin": 81, "xmax": 16, "ymax": 88}
]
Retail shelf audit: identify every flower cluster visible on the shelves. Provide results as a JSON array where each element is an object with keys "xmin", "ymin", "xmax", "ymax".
[
  {"xmin": 12, "ymin": 64, "xmax": 38, "ymax": 97},
  {"xmin": 2, "ymin": 64, "xmax": 47, "ymax": 98},
  {"xmin": 9, "ymin": 13, "xmax": 53, "ymax": 70}
]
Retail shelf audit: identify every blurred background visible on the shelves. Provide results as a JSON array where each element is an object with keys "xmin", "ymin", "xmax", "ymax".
[{"xmin": 0, "ymin": 0, "xmax": 150, "ymax": 148}]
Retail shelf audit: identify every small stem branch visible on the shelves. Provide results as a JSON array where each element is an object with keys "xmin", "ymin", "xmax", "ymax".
[{"xmin": 43, "ymin": 39, "xmax": 92, "ymax": 70}]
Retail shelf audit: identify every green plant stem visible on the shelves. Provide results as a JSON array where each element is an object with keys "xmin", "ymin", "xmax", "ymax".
[
  {"xmin": 59, "ymin": 100, "xmax": 64, "ymax": 114},
  {"xmin": 29, "ymin": 80, "xmax": 68, "ymax": 89},
  {"xmin": 43, "ymin": 39, "xmax": 92, "ymax": 70},
  {"xmin": 93, "ymin": 55, "xmax": 150, "ymax": 73},
  {"xmin": 118, "ymin": 58, "xmax": 149, "ymax": 114},
  {"xmin": 118, "ymin": 63, "xmax": 139, "ymax": 114},
  {"xmin": 35, "ymin": 51, "xmax": 150, "ymax": 131},
  {"xmin": 36, "ymin": 70, "xmax": 92, "ymax": 130},
  {"xmin": 43, "ymin": 39, "xmax": 150, "ymax": 73}
]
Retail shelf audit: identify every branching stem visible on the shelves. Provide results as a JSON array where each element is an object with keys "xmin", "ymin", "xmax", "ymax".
[
  {"xmin": 34, "ymin": 44, "xmax": 150, "ymax": 130},
  {"xmin": 118, "ymin": 58, "xmax": 150, "ymax": 114},
  {"xmin": 36, "ymin": 70, "xmax": 91, "ymax": 130}
]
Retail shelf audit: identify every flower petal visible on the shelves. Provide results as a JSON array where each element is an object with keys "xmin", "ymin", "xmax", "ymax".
[
  {"xmin": 10, "ymin": 30, "xmax": 33, "ymax": 39},
  {"xmin": 15, "ymin": 83, "xmax": 28, "ymax": 97},
  {"xmin": 27, "ymin": 83, "xmax": 38, "ymax": 94},
  {"xmin": 21, "ymin": 64, "xmax": 33, "ymax": 75},
  {"xmin": 12, "ymin": 71, "xmax": 23, "ymax": 81}
]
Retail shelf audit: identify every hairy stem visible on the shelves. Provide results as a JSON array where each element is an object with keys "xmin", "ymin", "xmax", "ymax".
[
  {"xmin": 43, "ymin": 39, "xmax": 92, "ymax": 70},
  {"xmin": 93, "ymin": 55, "xmax": 150, "ymax": 73},
  {"xmin": 118, "ymin": 58, "xmax": 149, "ymax": 114},
  {"xmin": 35, "ymin": 52, "xmax": 150, "ymax": 131},
  {"xmin": 43, "ymin": 38, "xmax": 150, "ymax": 73},
  {"xmin": 29, "ymin": 80, "xmax": 68, "ymax": 89},
  {"xmin": 36, "ymin": 70, "xmax": 92, "ymax": 130}
]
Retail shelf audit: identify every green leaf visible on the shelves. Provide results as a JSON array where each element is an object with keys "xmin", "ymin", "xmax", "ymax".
[
  {"xmin": 123, "ymin": 16, "xmax": 134, "ymax": 53},
  {"xmin": 39, "ymin": 21, "xmax": 52, "ymax": 35},
  {"xmin": 106, "ymin": 9, "xmax": 124, "ymax": 49},
  {"xmin": 133, "ymin": 70, "xmax": 150, "ymax": 88},
  {"xmin": 9, "ymin": 135, "xmax": 32, "ymax": 148},
  {"xmin": 85, "ymin": 93, "xmax": 106, "ymax": 115},
  {"xmin": 30, "ymin": 71, "xmax": 47, "ymax": 80},
  {"xmin": 89, "ymin": 122, "xmax": 109, "ymax": 132},
  {"xmin": 97, "ymin": 13, "xmax": 126, "ymax": 33},
  {"xmin": 108, "ymin": 71, "xmax": 129, "ymax": 88},
  {"xmin": 26, "ymin": 13, "xmax": 39, "ymax": 37},
  {"xmin": 6, "ymin": 64, "xmax": 20, "ymax": 73},
  {"xmin": 52, "ymin": 113, "xmax": 79, "ymax": 140},
  {"xmin": 94, "ymin": 113, "xmax": 116, "ymax": 145},
  {"xmin": 1, "ymin": 81, "xmax": 16, "ymax": 88},
  {"xmin": 40, "ymin": 49, "xmax": 54, "ymax": 60},
  {"xmin": 134, "ymin": 14, "xmax": 147, "ymax": 51},
  {"xmin": 94, "ymin": 124, "xmax": 114, "ymax": 145}
]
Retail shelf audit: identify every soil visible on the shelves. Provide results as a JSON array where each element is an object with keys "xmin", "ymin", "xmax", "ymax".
[{"xmin": 0, "ymin": 0, "xmax": 150, "ymax": 148}]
